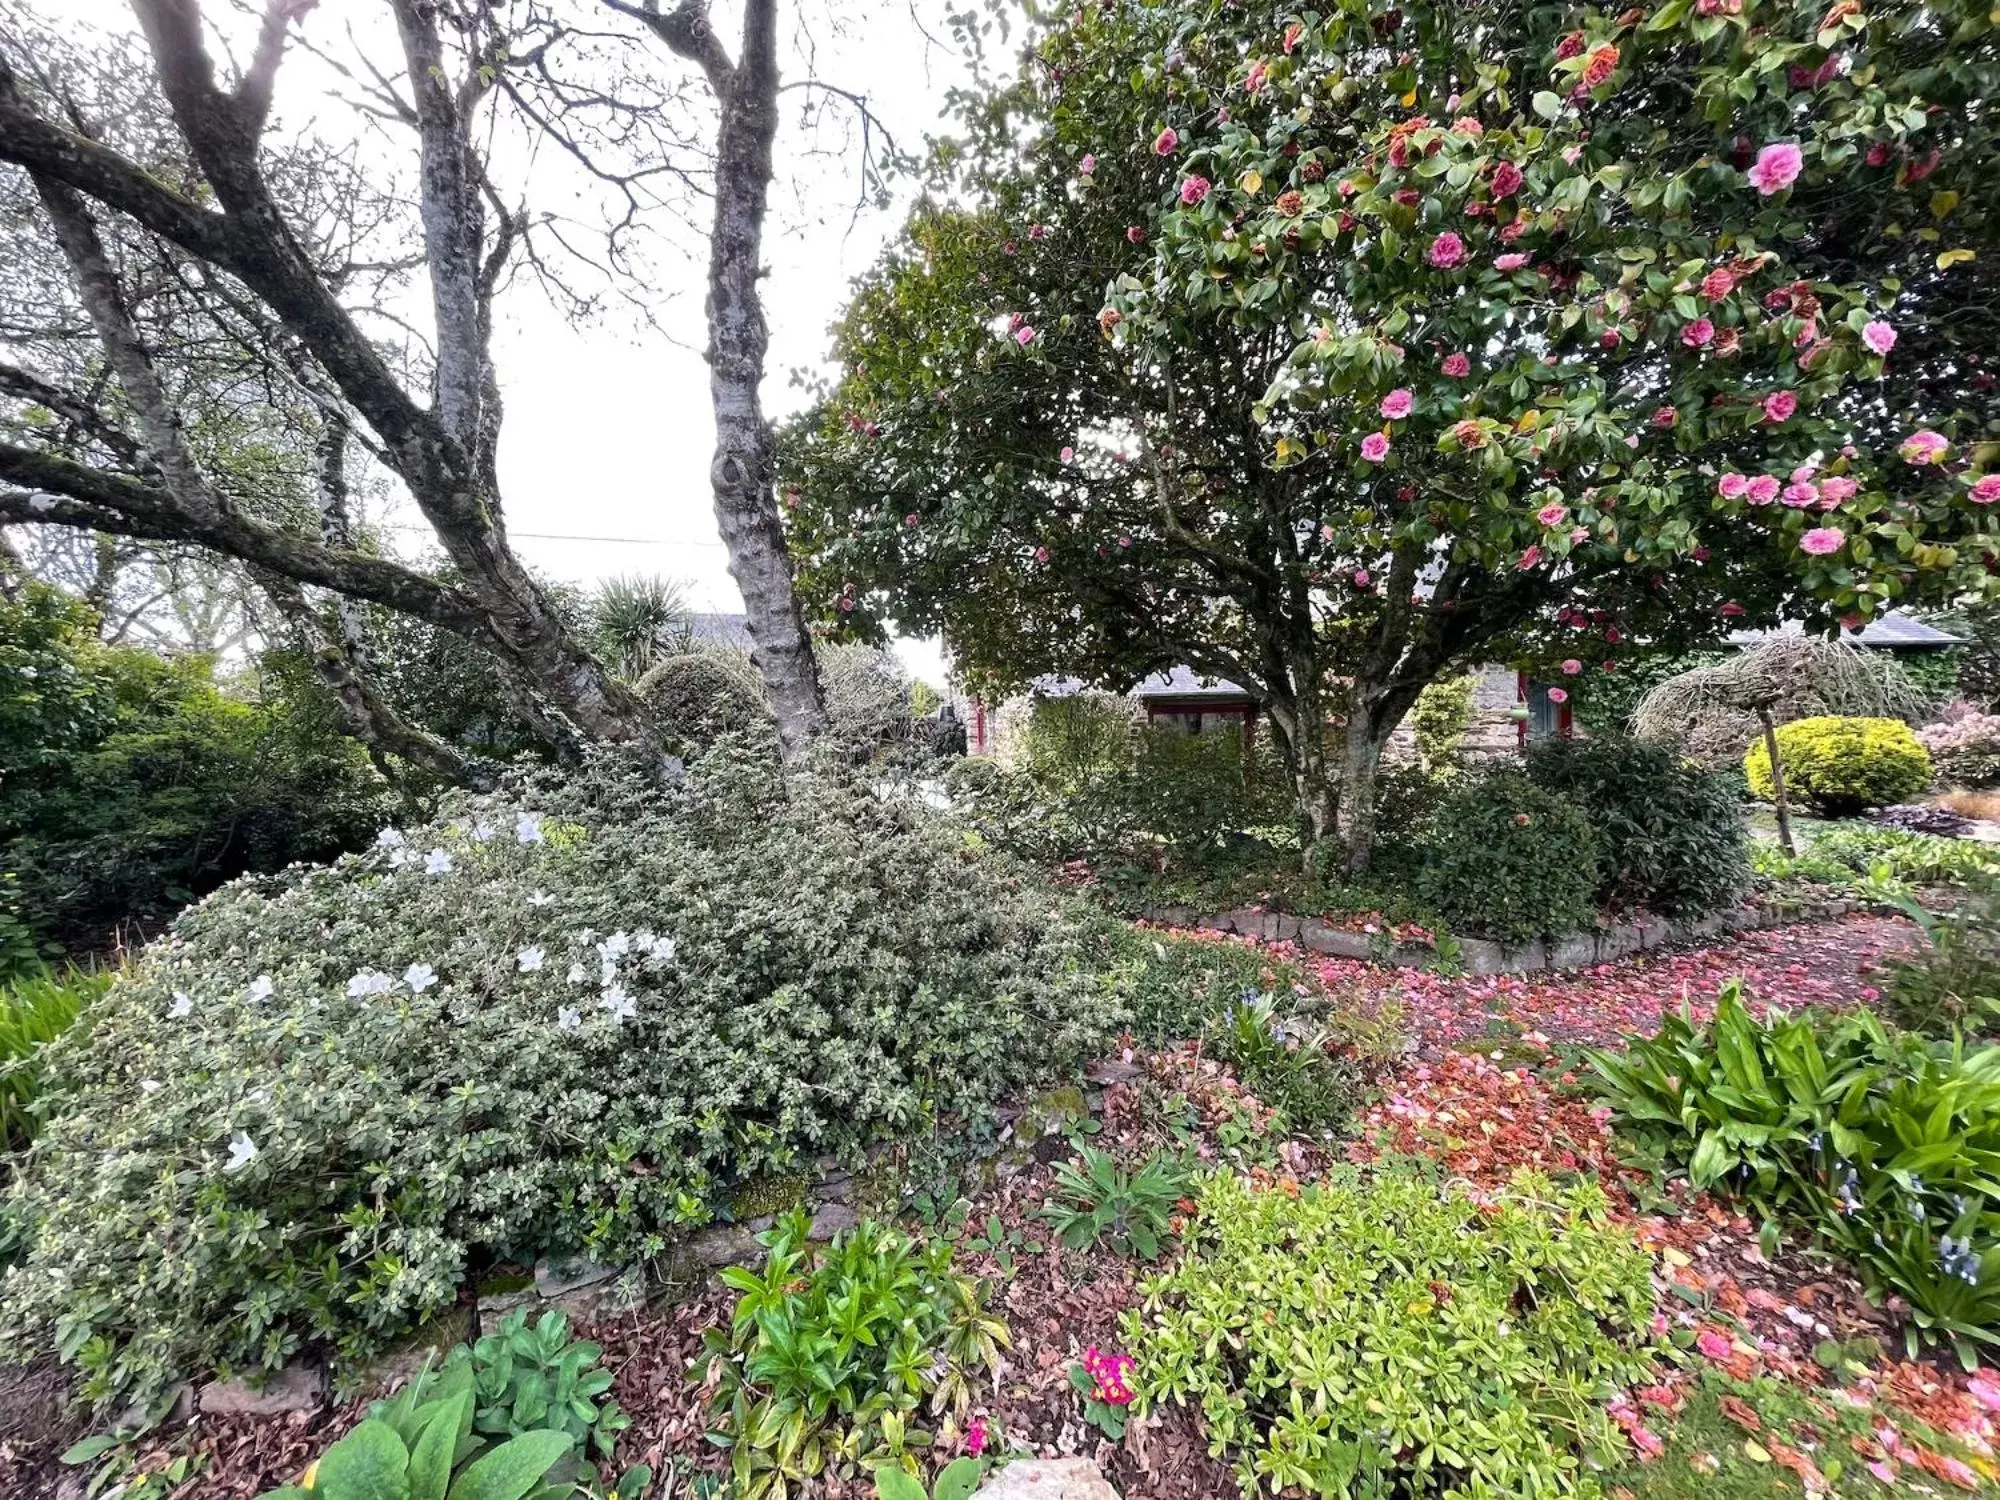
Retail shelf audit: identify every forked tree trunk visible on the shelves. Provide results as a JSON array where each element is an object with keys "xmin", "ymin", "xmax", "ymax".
[{"xmin": 1757, "ymin": 705, "xmax": 1797, "ymax": 856}]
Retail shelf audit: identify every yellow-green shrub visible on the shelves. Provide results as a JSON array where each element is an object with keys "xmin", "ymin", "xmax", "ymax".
[{"xmin": 1744, "ymin": 715, "xmax": 1932, "ymax": 816}]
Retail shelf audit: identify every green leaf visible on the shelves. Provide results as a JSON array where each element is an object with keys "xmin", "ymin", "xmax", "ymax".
[
  {"xmin": 315, "ymin": 1420, "xmax": 412, "ymax": 1500},
  {"xmin": 59, "ymin": 1436, "xmax": 119, "ymax": 1466},
  {"xmin": 408, "ymin": 1389, "xmax": 472, "ymax": 1500},
  {"xmin": 444, "ymin": 1431, "xmax": 574, "ymax": 1500},
  {"xmin": 874, "ymin": 1466, "xmax": 929, "ymax": 1500},
  {"xmin": 934, "ymin": 1458, "xmax": 984, "ymax": 1500},
  {"xmin": 1531, "ymin": 90, "xmax": 1562, "ymax": 122}
]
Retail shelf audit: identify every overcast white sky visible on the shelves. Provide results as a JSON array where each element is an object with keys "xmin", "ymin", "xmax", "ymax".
[{"xmin": 66, "ymin": 0, "xmax": 986, "ymax": 686}]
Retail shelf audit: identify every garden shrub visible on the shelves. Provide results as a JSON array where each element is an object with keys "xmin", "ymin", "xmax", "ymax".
[
  {"xmin": 819, "ymin": 643, "xmax": 917, "ymax": 749},
  {"xmin": 1128, "ymin": 1164, "xmax": 1659, "ymax": 1499},
  {"xmin": 1808, "ymin": 826, "xmax": 2000, "ymax": 890},
  {"xmin": 633, "ymin": 647, "xmax": 773, "ymax": 748},
  {"xmin": 1880, "ymin": 898, "xmax": 2000, "ymax": 1040},
  {"xmin": 0, "ymin": 585, "xmax": 390, "ymax": 954},
  {"xmin": 1206, "ymin": 989, "xmax": 1365, "ymax": 1135},
  {"xmin": 1413, "ymin": 772, "xmax": 1603, "ymax": 945},
  {"xmin": 0, "ymin": 967, "xmax": 108, "ymax": 1157},
  {"xmin": 1409, "ymin": 674, "xmax": 1474, "ymax": 771},
  {"xmin": 696, "ymin": 1209, "xmax": 1005, "ymax": 1499},
  {"xmin": 1744, "ymin": 715, "xmax": 1933, "ymax": 817},
  {"xmin": 1920, "ymin": 709, "xmax": 2000, "ymax": 790},
  {"xmin": 1526, "ymin": 736, "xmax": 1750, "ymax": 916},
  {"xmin": 1591, "ymin": 986, "xmax": 2000, "ymax": 1363},
  {"xmin": 0, "ymin": 742, "xmax": 1121, "ymax": 1411}
]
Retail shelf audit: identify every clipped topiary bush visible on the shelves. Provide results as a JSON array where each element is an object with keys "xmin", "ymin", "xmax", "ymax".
[
  {"xmin": 1920, "ymin": 709, "xmax": 2000, "ymax": 790},
  {"xmin": 633, "ymin": 649, "xmax": 773, "ymax": 748},
  {"xmin": 1744, "ymin": 715, "xmax": 1933, "ymax": 816},
  {"xmin": 1414, "ymin": 772, "xmax": 1602, "ymax": 946},
  {"xmin": 0, "ymin": 743, "xmax": 1123, "ymax": 1411},
  {"xmin": 1526, "ymin": 737, "xmax": 1749, "ymax": 917}
]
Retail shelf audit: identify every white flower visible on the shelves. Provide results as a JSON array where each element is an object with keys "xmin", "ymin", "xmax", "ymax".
[
  {"xmin": 633, "ymin": 929, "xmax": 656, "ymax": 949},
  {"xmin": 649, "ymin": 934, "xmax": 677, "ymax": 961},
  {"xmin": 376, "ymin": 827, "xmax": 405, "ymax": 849},
  {"xmin": 168, "ymin": 991, "xmax": 193, "ymax": 1019},
  {"xmin": 223, "ymin": 1131, "xmax": 259, "ymax": 1173},
  {"xmin": 574, "ymin": 927, "xmax": 597, "ymax": 946},
  {"xmin": 245, "ymin": 975, "xmax": 274, "ymax": 1004},
  {"xmin": 403, "ymin": 963, "xmax": 438, "ymax": 993},
  {"xmin": 516, "ymin": 946, "xmax": 545, "ymax": 973},
  {"xmin": 472, "ymin": 820, "xmax": 496, "ymax": 843},
  {"xmin": 140, "ymin": 1079, "xmax": 162, "ymax": 1094},
  {"xmin": 515, "ymin": 812, "xmax": 544, "ymax": 845},
  {"xmin": 556, "ymin": 1006, "xmax": 582, "ymax": 1031},
  {"xmin": 346, "ymin": 970, "xmax": 394, "ymax": 999},
  {"xmin": 388, "ymin": 847, "xmax": 415, "ymax": 868},
  {"xmin": 566, "ymin": 962, "xmax": 588, "ymax": 985},
  {"xmin": 603, "ymin": 930, "xmax": 631, "ymax": 957},
  {"xmin": 600, "ymin": 960, "xmax": 618, "ymax": 988},
  {"xmin": 424, "ymin": 848, "xmax": 453, "ymax": 876},
  {"xmin": 528, "ymin": 889, "xmax": 555, "ymax": 908},
  {"xmin": 599, "ymin": 986, "xmax": 636, "ymax": 1022}
]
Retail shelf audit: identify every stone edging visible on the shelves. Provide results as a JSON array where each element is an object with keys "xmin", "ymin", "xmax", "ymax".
[{"xmin": 1139, "ymin": 894, "xmax": 1862, "ymax": 976}]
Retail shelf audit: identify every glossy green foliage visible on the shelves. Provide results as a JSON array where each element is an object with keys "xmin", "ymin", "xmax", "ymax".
[
  {"xmin": 696, "ymin": 1210, "xmax": 1008, "ymax": 1500},
  {"xmin": 1591, "ymin": 984, "xmax": 2000, "ymax": 1364},
  {"xmin": 1128, "ymin": 1165, "xmax": 1659, "ymax": 1499},
  {"xmin": 441, "ymin": 1309, "xmax": 628, "ymax": 1460},
  {"xmin": 1413, "ymin": 771, "xmax": 1603, "ymax": 943},
  {"xmin": 874, "ymin": 1458, "xmax": 985, "ymax": 1500}
]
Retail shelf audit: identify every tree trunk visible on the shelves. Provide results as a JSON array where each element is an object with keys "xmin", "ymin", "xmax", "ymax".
[
  {"xmin": 1264, "ymin": 676, "xmax": 1336, "ymax": 872},
  {"xmin": 1757, "ymin": 705, "xmax": 1796, "ymax": 856},
  {"xmin": 1334, "ymin": 701, "xmax": 1387, "ymax": 879},
  {"xmin": 700, "ymin": 0, "xmax": 827, "ymax": 756}
]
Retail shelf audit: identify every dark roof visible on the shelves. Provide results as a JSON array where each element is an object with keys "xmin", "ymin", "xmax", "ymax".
[
  {"xmin": 1726, "ymin": 611, "xmax": 1962, "ymax": 651},
  {"xmin": 1030, "ymin": 666, "xmax": 1253, "ymax": 702}
]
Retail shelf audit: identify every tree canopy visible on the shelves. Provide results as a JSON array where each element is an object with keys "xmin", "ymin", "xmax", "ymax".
[{"xmin": 784, "ymin": 0, "xmax": 2000, "ymax": 868}]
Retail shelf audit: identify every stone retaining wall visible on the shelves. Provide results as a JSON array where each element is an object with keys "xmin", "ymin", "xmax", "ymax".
[{"xmin": 1140, "ymin": 892, "xmax": 1861, "ymax": 975}]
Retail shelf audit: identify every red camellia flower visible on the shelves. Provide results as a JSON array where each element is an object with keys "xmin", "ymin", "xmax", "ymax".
[
  {"xmin": 1491, "ymin": 160, "xmax": 1523, "ymax": 197},
  {"xmin": 1700, "ymin": 267, "xmax": 1735, "ymax": 301},
  {"xmin": 1275, "ymin": 189, "xmax": 1304, "ymax": 216},
  {"xmin": 1581, "ymin": 44, "xmax": 1619, "ymax": 88},
  {"xmin": 1555, "ymin": 30, "xmax": 1585, "ymax": 59},
  {"xmin": 1652, "ymin": 405, "xmax": 1678, "ymax": 428},
  {"xmin": 1720, "ymin": 601, "xmax": 1745, "ymax": 617}
]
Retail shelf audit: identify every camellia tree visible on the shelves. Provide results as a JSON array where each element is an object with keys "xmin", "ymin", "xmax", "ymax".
[{"xmin": 784, "ymin": 0, "xmax": 2000, "ymax": 873}]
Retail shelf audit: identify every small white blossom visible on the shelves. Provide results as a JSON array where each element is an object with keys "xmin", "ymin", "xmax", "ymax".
[
  {"xmin": 346, "ymin": 970, "xmax": 394, "ymax": 999},
  {"xmin": 223, "ymin": 1131, "xmax": 259, "ymax": 1173},
  {"xmin": 603, "ymin": 930, "xmax": 631, "ymax": 957},
  {"xmin": 375, "ymin": 827, "xmax": 405, "ymax": 849},
  {"xmin": 516, "ymin": 946, "xmax": 545, "ymax": 973},
  {"xmin": 600, "ymin": 960, "xmax": 618, "ymax": 988},
  {"xmin": 245, "ymin": 975, "xmax": 274, "ymax": 1004},
  {"xmin": 566, "ymin": 962, "xmax": 589, "ymax": 985},
  {"xmin": 528, "ymin": 889, "xmax": 555, "ymax": 908},
  {"xmin": 633, "ymin": 929, "xmax": 656, "ymax": 949},
  {"xmin": 649, "ymin": 934, "xmax": 678, "ymax": 961},
  {"xmin": 424, "ymin": 848, "xmax": 454, "ymax": 876},
  {"xmin": 403, "ymin": 963, "xmax": 438, "ymax": 993},
  {"xmin": 515, "ymin": 811, "xmax": 544, "ymax": 845},
  {"xmin": 574, "ymin": 927, "xmax": 597, "ymax": 946},
  {"xmin": 600, "ymin": 986, "xmax": 636, "ymax": 1022},
  {"xmin": 387, "ymin": 847, "xmax": 415, "ymax": 869},
  {"xmin": 556, "ymin": 1006, "xmax": 582, "ymax": 1031},
  {"xmin": 140, "ymin": 1079, "xmax": 162, "ymax": 1094},
  {"xmin": 472, "ymin": 820, "xmax": 496, "ymax": 843},
  {"xmin": 168, "ymin": 991, "xmax": 193, "ymax": 1019}
]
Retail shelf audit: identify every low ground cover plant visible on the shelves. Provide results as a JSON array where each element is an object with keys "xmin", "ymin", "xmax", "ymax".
[
  {"xmin": 0, "ymin": 744, "xmax": 1118, "ymax": 1412},
  {"xmin": 1880, "ymin": 897, "xmax": 2000, "ymax": 1038},
  {"xmin": 695, "ymin": 1209, "xmax": 1005, "ymax": 1500},
  {"xmin": 1745, "ymin": 716, "xmax": 1933, "ymax": 817},
  {"xmin": 1591, "ymin": 986, "xmax": 2000, "ymax": 1363},
  {"xmin": 1127, "ymin": 1164, "xmax": 1660, "ymax": 1499},
  {"xmin": 1042, "ymin": 1145, "xmax": 1185, "ymax": 1260}
]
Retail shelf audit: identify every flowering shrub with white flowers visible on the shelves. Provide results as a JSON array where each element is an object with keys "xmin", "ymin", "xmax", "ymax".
[{"xmin": 0, "ymin": 741, "xmax": 1124, "ymax": 1411}]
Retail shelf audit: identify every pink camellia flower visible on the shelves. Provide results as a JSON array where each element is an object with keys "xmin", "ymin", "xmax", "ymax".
[
  {"xmin": 1696, "ymin": 1329, "xmax": 1734, "ymax": 1361},
  {"xmin": 1029, "ymin": 223, "xmax": 1047, "ymax": 240},
  {"xmin": 1970, "ymin": 474, "xmax": 2000, "ymax": 504},
  {"xmin": 1014, "ymin": 325, "xmax": 1036, "ymax": 346},
  {"xmin": 1427, "ymin": 231, "xmax": 1468, "ymax": 268},
  {"xmin": 1818, "ymin": 475, "xmax": 1858, "ymax": 502},
  {"xmin": 1700, "ymin": 267, "xmax": 1735, "ymax": 301},
  {"xmin": 1179, "ymin": 175, "xmax": 1211, "ymax": 206},
  {"xmin": 1561, "ymin": 658, "xmax": 1582, "ymax": 676},
  {"xmin": 1747, "ymin": 141, "xmax": 1804, "ymax": 195},
  {"xmin": 1652, "ymin": 405, "xmax": 1678, "ymax": 428},
  {"xmin": 904, "ymin": 513, "xmax": 920, "ymax": 528},
  {"xmin": 1153, "ymin": 127, "xmax": 1178, "ymax": 156},
  {"xmin": 1442, "ymin": 351, "xmax": 1471, "ymax": 378},
  {"xmin": 1546, "ymin": 686, "xmax": 1569, "ymax": 704},
  {"xmin": 1245, "ymin": 58, "xmax": 1267, "ymax": 94},
  {"xmin": 1763, "ymin": 390, "xmax": 1798, "ymax": 423},
  {"xmin": 1360, "ymin": 430, "xmax": 1391, "ymax": 463},
  {"xmin": 1682, "ymin": 317, "xmax": 1715, "ymax": 348},
  {"xmin": 1720, "ymin": 601, "xmax": 1745, "ymax": 617},
  {"xmin": 1900, "ymin": 428, "xmax": 1949, "ymax": 464},
  {"xmin": 1746, "ymin": 475, "xmax": 1781, "ymax": 505},
  {"xmin": 1079, "ymin": 153, "xmax": 1096, "ymax": 176},
  {"xmin": 1717, "ymin": 473, "xmax": 1749, "ymax": 499},
  {"xmin": 1862, "ymin": 319, "xmax": 1897, "ymax": 356},
  {"xmin": 1783, "ymin": 481, "xmax": 1819, "ymax": 507},
  {"xmin": 1126, "ymin": 225, "xmax": 1147, "ymax": 244},
  {"xmin": 1353, "ymin": 568, "xmax": 1372, "ymax": 588},
  {"xmin": 1490, "ymin": 160, "xmax": 1524, "ymax": 198},
  {"xmin": 1800, "ymin": 526, "xmax": 1845, "ymax": 556},
  {"xmin": 1033, "ymin": 546, "xmax": 1049, "ymax": 563},
  {"xmin": 1494, "ymin": 252, "xmax": 1530, "ymax": 271},
  {"xmin": 1381, "ymin": 388, "xmax": 1415, "ymax": 419},
  {"xmin": 1571, "ymin": 525, "xmax": 1591, "ymax": 544},
  {"xmin": 1117, "ymin": 534, "xmax": 1132, "ymax": 548},
  {"xmin": 1518, "ymin": 544, "xmax": 1543, "ymax": 571},
  {"xmin": 1538, "ymin": 502, "xmax": 1569, "ymax": 527},
  {"xmin": 1060, "ymin": 445, "xmax": 1075, "ymax": 462}
]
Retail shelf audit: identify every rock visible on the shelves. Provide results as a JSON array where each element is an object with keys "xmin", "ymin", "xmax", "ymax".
[
  {"xmin": 684, "ymin": 1223, "xmax": 762, "ymax": 1267},
  {"xmin": 975, "ymin": 1458, "xmax": 1121, "ymax": 1500},
  {"xmin": 1084, "ymin": 1055, "xmax": 1144, "ymax": 1087},
  {"xmin": 535, "ymin": 1253, "xmax": 621, "ymax": 1300},
  {"xmin": 1547, "ymin": 933, "xmax": 1598, "ymax": 970},
  {"xmin": 1458, "ymin": 937, "xmax": 1507, "ymax": 975},
  {"xmin": 198, "ymin": 1364, "xmax": 324, "ymax": 1417},
  {"xmin": 1298, "ymin": 920, "xmax": 1371, "ymax": 959},
  {"xmin": 808, "ymin": 1201, "xmax": 860, "ymax": 1238}
]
